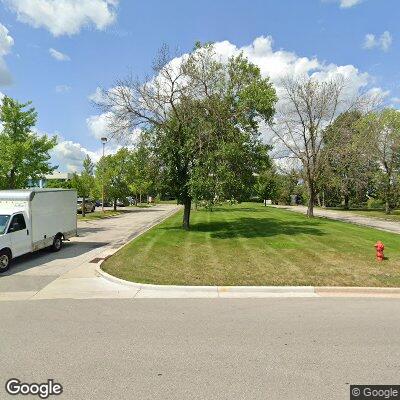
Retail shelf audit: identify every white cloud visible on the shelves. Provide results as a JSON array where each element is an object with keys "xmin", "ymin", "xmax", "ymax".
[
  {"xmin": 34, "ymin": 127, "xmax": 127, "ymax": 172},
  {"xmin": 51, "ymin": 140, "xmax": 100, "ymax": 172},
  {"xmin": 339, "ymin": 0, "xmax": 363, "ymax": 8},
  {"xmin": 390, "ymin": 97, "xmax": 400, "ymax": 109},
  {"xmin": 51, "ymin": 137, "xmax": 136, "ymax": 172},
  {"xmin": 207, "ymin": 36, "xmax": 373, "ymax": 108},
  {"xmin": 4, "ymin": 0, "xmax": 119, "ymax": 37},
  {"xmin": 86, "ymin": 110, "xmax": 141, "ymax": 151},
  {"xmin": 55, "ymin": 84, "xmax": 71, "ymax": 93},
  {"xmin": 381, "ymin": 31, "xmax": 393, "ymax": 51},
  {"xmin": 88, "ymin": 87, "xmax": 105, "ymax": 103},
  {"xmin": 0, "ymin": 23, "xmax": 13, "ymax": 56},
  {"xmin": 49, "ymin": 48, "xmax": 70, "ymax": 61},
  {"xmin": 364, "ymin": 34, "xmax": 377, "ymax": 49},
  {"xmin": 0, "ymin": 23, "xmax": 14, "ymax": 85},
  {"xmin": 322, "ymin": 0, "xmax": 363, "ymax": 8},
  {"xmin": 86, "ymin": 112, "xmax": 111, "ymax": 140},
  {"xmin": 363, "ymin": 31, "xmax": 393, "ymax": 51}
]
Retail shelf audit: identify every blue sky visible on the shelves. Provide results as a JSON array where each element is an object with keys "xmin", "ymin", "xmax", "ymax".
[{"xmin": 0, "ymin": 0, "xmax": 398, "ymax": 171}]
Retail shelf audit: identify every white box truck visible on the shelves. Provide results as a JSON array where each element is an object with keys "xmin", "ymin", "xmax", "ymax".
[{"xmin": 0, "ymin": 189, "xmax": 77, "ymax": 273}]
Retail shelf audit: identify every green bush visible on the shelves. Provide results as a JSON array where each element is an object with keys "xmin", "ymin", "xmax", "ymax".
[{"xmin": 367, "ymin": 198, "xmax": 384, "ymax": 209}]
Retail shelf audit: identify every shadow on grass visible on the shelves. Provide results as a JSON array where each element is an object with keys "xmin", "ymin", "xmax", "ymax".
[
  {"xmin": 162, "ymin": 217, "xmax": 325, "ymax": 239},
  {"xmin": 202, "ymin": 207, "xmax": 265, "ymax": 213}
]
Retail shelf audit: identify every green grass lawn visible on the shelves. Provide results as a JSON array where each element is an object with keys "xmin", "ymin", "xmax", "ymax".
[
  {"xmin": 78, "ymin": 210, "xmax": 126, "ymax": 221},
  {"xmin": 102, "ymin": 203, "xmax": 400, "ymax": 287},
  {"xmin": 135, "ymin": 204, "xmax": 154, "ymax": 208},
  {"xmin": 159, "ymin": 200, "xmax": 179, "ymax": 204}
]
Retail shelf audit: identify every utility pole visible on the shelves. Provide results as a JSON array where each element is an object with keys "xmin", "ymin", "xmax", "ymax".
[{"xmin": 101, "ymin": 137, "xmax": 108, "ymax": 212}]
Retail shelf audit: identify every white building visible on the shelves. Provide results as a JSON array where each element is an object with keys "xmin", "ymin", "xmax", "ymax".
[{"xmin": 36, "ymin": 172, "xmax": 74, "ymax": 188}]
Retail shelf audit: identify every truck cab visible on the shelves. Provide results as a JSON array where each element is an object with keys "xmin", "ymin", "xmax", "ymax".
[
  {"xmin": 1, "ymin": 211, "xmax": 31, "ymax": 257},
  {"xmin": 0, "ymin": 209, "xmax": 31, "ymax": 272}
]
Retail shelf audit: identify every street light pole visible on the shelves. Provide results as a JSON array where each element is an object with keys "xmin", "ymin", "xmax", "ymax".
[{"xmin": 101, "ymin": 137, "xmax": 108, "ymax": 213}]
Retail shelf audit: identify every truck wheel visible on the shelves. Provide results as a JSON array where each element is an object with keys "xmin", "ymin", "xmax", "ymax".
[
  {"xmin": 52, "ymin": 235, "xmax": 63, "ymax": 252},
  {"xmin": 0, "ymin": 250, "xmax": 11, "ymax": 273}
]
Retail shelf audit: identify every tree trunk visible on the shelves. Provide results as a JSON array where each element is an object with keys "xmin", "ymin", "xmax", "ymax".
[
  {"xmin": 82, "ymin": 197, "xmax": 86, "ymax": 217},
  {"xmin": 307, "ymin": 183, "xmax": 315, "ymax": 218},
  {"xmin": 385, "ymin": 183, "xmax": 391, "ymax": 214},
  {"xmin": 114, "ymin": 199, "xmax": 117, "ymax": 211},
  {"xmin": 317, "ymin": 193, "xmax": 321, "ymax": 207},
  {"xmin": 385, "ymin": 193, "xmax": 391, "ymax": 214},
  {"xmin": 344, "ymin": 194, "xmax": 350, "ymax": 210},
  {"xmin": 182, "ymin": 198, "xmax": 192, "ymax": 230},
  {"xmin": 139, "ymin": 193, "xmax": 142, "ymax": 205},
  {"xmin": 322, "ymin": 191, "xmax": 326, "ymax": 208},
  {"xmin": 8, "ymin": 169, "xmax": 15, "ymax": 189}
]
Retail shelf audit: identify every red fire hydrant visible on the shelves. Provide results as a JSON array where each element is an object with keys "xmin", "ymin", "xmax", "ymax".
[{"xmin": 374, "ymin": 241, "xmax": 385, "ymax": 262}]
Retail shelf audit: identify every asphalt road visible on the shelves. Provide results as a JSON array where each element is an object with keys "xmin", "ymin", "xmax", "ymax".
[{"xmin": 0, "ymin": 297, "xmax": 399, "ymax": 400}]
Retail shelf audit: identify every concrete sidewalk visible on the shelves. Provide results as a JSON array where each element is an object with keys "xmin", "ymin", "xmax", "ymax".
[
  {"xmin": 274, "ymin": 205, "xmax": 400, "ymax": 234},
  {"xmin": 0, "ymin": 204, "xmax": 181, "ymax": 301}
]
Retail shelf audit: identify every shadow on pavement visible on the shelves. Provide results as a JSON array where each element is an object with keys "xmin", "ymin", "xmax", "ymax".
[{"xmin": 0, "ymin": 240, "xmax": 109, "ymax": 277}]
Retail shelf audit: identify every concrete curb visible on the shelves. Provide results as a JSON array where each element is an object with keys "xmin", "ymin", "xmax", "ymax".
[
  {"xmin": 98, "ymin": 268, "xmax": 313, "ymax": 292},
  {"xmin": 97, "ymin": 268, "xmax": 400, "ymax": 298},
  {"xmin": 96, "ymin": 268, "xmax": 318, "ymax": 298},
  {"xmin": 315, "ymin": 287, "xmax": 400, "ymax": 297},
  {"xmin": 97, "ymin": 268, "xmax": 218, "ymax": 292}
]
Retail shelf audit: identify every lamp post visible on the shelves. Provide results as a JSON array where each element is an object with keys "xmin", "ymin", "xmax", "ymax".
[{"xmin": 101, "ymin": 137, "xmax": 108, "ymax": 212}]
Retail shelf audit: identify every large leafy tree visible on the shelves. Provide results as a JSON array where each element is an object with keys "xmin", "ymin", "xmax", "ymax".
[
  {"xmin": 255, "ymin": 167, "xmax": 278, "ymax": 205},
  {"xmin": 71, "ymin": 155, "xmax": 95, "ymax": 217},
  {"xmin": 321, "ymin": 111, "xmax": 376, "ymax": 209},
  {"xmin": 270, "ymin": 77, "xmax": 348, "ymax": 217},
  {"xmin": 0, "ymin": 96, "xmax": 57, "ymax": 189},
  {"xmin": 96, "ymin": 148, "xmax": 131, "ymax": 210},
  {"xmin": 128, "ymin": 143, "xmax": 158, "ymax": 204},
  {"xmin": 100, "ymin": 44, "xmax": 277, "ymax": 229},
  {"xmin": 358, "ymin": 109, "xmax": 400, "ymax": 214}
]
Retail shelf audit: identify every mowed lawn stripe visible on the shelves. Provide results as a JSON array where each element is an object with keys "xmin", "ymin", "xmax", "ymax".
[
  {"xmin": 227, "ymin": 207, "xmax": 304, "ymax": 284},
  {"xmin": 202, "ymin": 210, "xmax": 230, "ymax": 283},
  {"xmin": 102, "ymin": 203, "xmax": 400, "ymax": 287}
]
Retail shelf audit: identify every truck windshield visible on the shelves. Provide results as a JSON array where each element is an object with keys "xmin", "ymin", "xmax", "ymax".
[{"xmin": 0, "ymin": 215, "xmax": 10, "ymax": 235}]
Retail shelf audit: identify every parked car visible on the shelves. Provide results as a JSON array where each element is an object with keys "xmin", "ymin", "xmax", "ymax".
[
  {"xmin": 77, "ymin": 198, "xmax": 95, "ymax": 214},
  {"xmin": 0, "ymin": 189, "xmax": 78, "ymax": 272}
]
